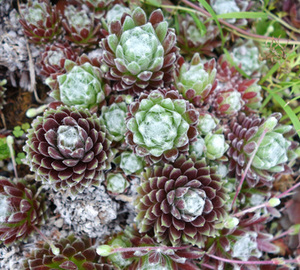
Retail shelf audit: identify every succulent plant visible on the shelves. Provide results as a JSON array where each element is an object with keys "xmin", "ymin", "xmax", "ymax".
[
  {"xmin": 40, "ymin": 42, "xmax": 78, "ymax": 78},
  {"xmin": 126, "ymin": 88, "xmax": 199, "ymax": 164},
  {"xmin": 204, "ymin": 132, "xmax": 229, "ymax": 160},
  {"xmin": 100, "ymin": 7, "xmax": 178, "ymax": 94},
  {"xmin": 115, "ymin": 151, "xmax": 145, "ymax": 175},
  {"xmin": 23, "ymin": 234, "xmax": 114, "ymax": 270},
  {"xmin": 225, "ymin": 113, "xmax": 296, "ymax": 187},
  {"xmin": 79, "ymin": 0, "xmax": 115, "ymax": 19},
  {"xmin": 106, "ymin": 172, "xmax": 130, "ymax": 194},
  {"xmin": 175, "ymin": 53, "xmax": 217, "ymax": 107},
  {"xmin": 213, "ymin": 88, "xmax": 245, "ymax": 116},
  {"xmin": 201, "ymin": 214, "xmax": 279, "ymax": 269},
  {"xmin": 189, "ymin": 131, "xmax": 229, "ymax": 161},
  {"xmin": 216, "ymin": 55, "xmax": 263, "ymax": 112},
  {"xmin": 135, "ymin": 154, "xmax": 228, "ymax": 247},
  {"xmin": 197, "ymin": 112, "xmax": 218, "ymax": 135},
  {"xmin": 216, "ymin": 54, "xmax": 242, "ymax": 89},
  {"xmin": 232, "ymin": 40, "xmax": 266, "ymax": 77},
  {"xmin": 80, "ymin": 0, "xmax": 113, "ymax": 10},
  {"xmin": 209, "ymin": 0, "xmax": 249, "ymax": 25},
  {"xmin": 62, "ymin": 4, "xmax": 104, "ymax": 48},
  {"xmin": 47, "ymin": 60, "xmax": 107, "ymax": 110},
  {"xmin": 100, "ymin": 102, "xmax": 128, "ymax": 142},
  {"xmin": 0, "ymin": 177, "xmax": 46, "ymax": 245},
  {"xmin": 239, "ymin": 80, "xmax": 262, "ymax": 111},
  {"xmin": 176, "ymin": 13, "xmax": 222, "ymax": 58},
  {"xmin": 104, "ymin": 4, "xmax": 131, "ymax": 25},
  {"xmin": 101, "ymin": 226, "xmax": 203, "ymax": 270},
  {"xmin": 24, "ymin": 105, "xmax": 114, "ymax": 195},
  {"xmin": 19, "ymin": 0, "xmax": 62, "ymax": 44},
  {"xmin": 189, "ymin": 135, "xmax": 206, "ymax": 159}
]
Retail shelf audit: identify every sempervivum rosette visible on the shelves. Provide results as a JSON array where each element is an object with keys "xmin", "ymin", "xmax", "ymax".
[
  {"xmin": 174, "ymin": 53, "xmax": 217, "ymax": 107},
  {"xmin": 101, "ymin": 7, "xmax": 178, "ymax": 94},
  {"xmin": 47, "ymin": 60, "xmax": 109, "ymax": 110},
  {"xmin": 177, "ymin": 13, "xmax": 221, "ymax": 58},
  {"xmin": 40, "ymin": 42, "xmax": 78, "ymax": 78},
  {"xmin": 102, "ymin": 226, "xmax": 202, "ymax": 270},
  {"xmin": 100, "ymin": 101, "xmax": 128, "ymax": 142},
  {"xmin": 209, "ymin": 0, "xmax": 249, "ymax": 26},
  {"xmin": 126, "ymin": 88, "xmax": 199, "ymax": 164},
  {"xmin": 225, "ymin": 113, "xmax": 297, "ymax": 187},
  {"xmin": 23, "ymin": 234, "xmax": 114, "ymax": 270},
  {"xmin": 79, "ymin": 0, "xmax": 116, "ymax": 19},
  {"xmin": 232, "ymin": 40, "xmax": 266, "ymax": 77},
  {"xmin": 213, "ymin": 88, "xmax": 245, "ymax": 117},
  {"xmin": 19, "ymin": 0, "xmax": 62, "ymax": 45},
  {"xmin": 135, "ymin": 154, "xmax": 228, "ymax": 247},
  {"xmin": 200, "ymin": 214, "xmax": 279, "ymax": 270},
  {"xmin": 216, "ymin": 55, "xmax": 263, "ymax": 112},
  {"xmin": 62, "ymin": 4, "xmax": 104, "ymax": 48},
  {"xmin": 0, "ymin": 177, "xmax": 46, "ymax": 245},
  {"xmin": 24, "ymin": 105, "xmax": 114, "ymax": 195},
  {"xmin": 216, "ymin": 55, "xmax": 241, "ymax": 88}
]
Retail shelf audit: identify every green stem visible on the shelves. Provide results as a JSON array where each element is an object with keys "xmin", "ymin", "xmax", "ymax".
[
  {"xmin": 233, "ymin": 201, "xmax": 269, "ymax": 218},
  {"xmin": 207, "ymin": 253, "xmax": 300, "ymax": 265},
  {"xmin": 271, "ymin": 229, "xmax": 293, "ymax": 241}
]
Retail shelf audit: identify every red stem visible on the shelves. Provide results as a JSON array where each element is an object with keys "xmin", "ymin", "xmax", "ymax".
[
  {"xmin": 207, "ymin": 253, "xmax": 299, "ymax": 265},
  {"xmin": 276, "ymin": 179, "xmax": 300, "ymax": 199},
  {"xmin": 231, "ymin": 129, "xmax": 268, "ymax": 209}
]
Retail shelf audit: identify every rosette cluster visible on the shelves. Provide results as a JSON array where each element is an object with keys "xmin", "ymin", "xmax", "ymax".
[
  {"xmin": 23, "ymin": 234, "xmax": 114, "ymax": 270},
  {"xmin": 101, "ymin": 7, "xmax": 178, "ymax": 94},
  {"xmin": 19, "ymin": 0, "xmax": 62, "ymax": 44},
  {"xmin": 47, "ymin": 60, "xmax": 107, "ymax": 110},
  {"xmin": 103, "ymin": 226, "xmax": 202, "ymax": 270},
  {"xmin": 100, "ymin": 101, "xmax": 128, "ymax": 142},
  {"xmin": 225, "ymin": 113, "xmax": 296, "ymax": 187},
  {"xmin": 177, "ymin": 14, "xmax": 221, "ymax": 58},
  {"xmin": 126, "ymin": 88, "xmax": 199, "ymax": 164},
  {"xmin": 214, "ymin": 55, "xmax": 263, "ymax": 115},
  {"xmin": 62, "ymin": 4, "xmax": 104, "ymax": 48},
  {"xmin": 0, "ymin": 177, "xmax": 46, "ymax": 245},
  {"xmin": 175, "ymin": 53, "xmax": 217, "ymax": 107},
  {"xmin": 200, "ymin": 214, "xmax": 279, "ymax": 269},
  {"xmin": 135, "ymin": 154, "xmax": 228, "ymax": 247},
  {"xmin": 40, "ymin": 42, "xmax": 78, "ymax": 78},
  {"xmin": 24, "ymin": 105, "xmax": 113, "ymax": 195}
]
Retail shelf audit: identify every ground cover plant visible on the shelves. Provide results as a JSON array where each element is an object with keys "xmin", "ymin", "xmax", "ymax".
[{"xmin": 0, "ymin": 0, "xmax": 299, "ymax": 269}]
